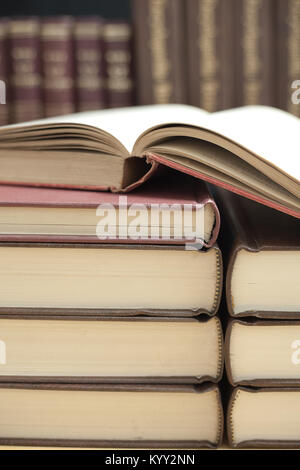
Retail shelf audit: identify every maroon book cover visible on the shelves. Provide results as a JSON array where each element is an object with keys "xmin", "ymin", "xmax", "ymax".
[
  {"xmin": 103, "ymin": 21, "xmax": 134, "ymax": 108},
  {"xmin": 8, "ymin": 17, "xmax": 42, "ymax": 123},
  {"xmin": 74, "ymin": 16, "xmax": 106, "ymax": 112},
  {"xmin": 0, "ymin": 18, "xmax": 9, "ymax": 125},
  {"xmin": 41, "ymin": 17, "xmax": 75, "ymax": 117}
]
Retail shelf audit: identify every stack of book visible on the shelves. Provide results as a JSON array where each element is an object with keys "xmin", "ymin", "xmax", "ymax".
[
  {"xmin": 0, "ymin": 102, "xmax": 299, "ymax": 448},
  {"xmin": 0, "ymin": 16, "xmax": 134, "ymax": 125},
  {"xmin": 215, "ymin": 191, "xmax": 300, "ymax": 449}
]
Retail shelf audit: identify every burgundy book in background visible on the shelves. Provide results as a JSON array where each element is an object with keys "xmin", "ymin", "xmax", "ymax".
[
  {"xmin": 276, "ymin": 0, "xmax": 300, "ymax": 118},
  {"xmin": 103, "ymin": 21, "xmax": 134, "ymax": 108},
  {"xmin": 234, "ymin": 0, "xmax": 275, "ymax": 107},
  {"xmin": 8, "ymin": 17, "xmax": 42, "ymax": 123},
  {"xmin": 74, "ymin": 16, "xmax": 106, "ymax": 112},
  {"xmin": 0, "ymin": 19, "xmax": 9, "ymax": 126},
  {"xmin": 41, "ymin": 17, "xmax": 75, "ymax": 118}
]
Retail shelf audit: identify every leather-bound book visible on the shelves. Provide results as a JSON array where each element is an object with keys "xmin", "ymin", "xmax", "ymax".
[
  {"xmin": 41, "ymin": 17, "xmax": 75, "ymax": 117},
  {"xmin": 103, "ymin": 21, "xmax": 134, "ymax": 108},
  {"xmin": 228, "ymin": 387, "xmax": 300, "ymax": 448},
  {"xmin": 0, "ymin": 18, "xmax": 9, "ymax": 126},
  {"xmin": 74, "ymin": 16, "xmax": 106, "ymax": 112},
  {"xmin": 234, "ymin": 0, "xmax": 275, "ymax": 106},
  {"xmin": 132, "ymin": 0, "xmax": 187, "ymax": 105},
  {"xmin": 0, "ymin": 315, "xmax": 223, "ymax": 384},
  {"xmin": 213, "ymin": 187, "xmax": 300, "ymax": 318},
  {"xmin": 276, "ymin": 0, "xmax": 300, "ymax": 117},
  {"xmin": 226, "ymin": 319, "xmax": 300, "ymax": 387},
  {"xmin": 186, "ymin": 0, "xmax": 235, "ymax": 111},
  {"xmin": 8, "ymin": 17, "xmax": 42, "ymax": 123},
  {"xmin": 0, "ymin": 383, "xmax": 223, "ymax": 448}
]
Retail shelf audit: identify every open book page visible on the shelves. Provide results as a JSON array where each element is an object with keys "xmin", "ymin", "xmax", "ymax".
[
  {"xmin": 3, "ymin": 105, "xmax": 209, "ymax": 155},
  {"xmin": 206, "ymin": 106, "xmax": 300, "ymax": 182}
]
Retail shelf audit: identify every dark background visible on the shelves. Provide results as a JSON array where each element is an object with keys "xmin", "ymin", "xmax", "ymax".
[{"xmin": 0, "ymin": 0, "xmax": 131, "ymax": 19}]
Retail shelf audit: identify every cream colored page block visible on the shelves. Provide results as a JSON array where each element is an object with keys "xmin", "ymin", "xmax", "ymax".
[
  {"xmin": 0, "ymin": 247, "xmax": 218, "ymax": 310},
  {"xmin": 230, "ymin": 323, "xmax": 300, "ymax": 382},
  {"xmin": 0, "ymin": 388, "xmax": 220, "ymax": 442},
  {"xmin": 231, "ymin": 250, "xmax": 300, "ymax": 314},
  {"xmin": 0, "ymin": 318, "xmax": 221, "ymax": 378},
  {"xmin": 231, "ymin": 390, "xmax": 300, "ymax": 445}
]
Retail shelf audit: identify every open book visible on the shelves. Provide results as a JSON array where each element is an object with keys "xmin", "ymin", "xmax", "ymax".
[{"xmin": 0, "ymin": 104, "xmax": 299, "ymax": 218}]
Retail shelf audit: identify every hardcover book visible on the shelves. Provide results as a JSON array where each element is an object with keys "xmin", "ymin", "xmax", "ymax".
[
  {"xmin": 226, "ymin": 320, "xmax": 300, "ymax": 386},
  {"xmin": 0, "ymin": 315, "xmax": 223, "ymax": 384},
  {"xmin": 214, "ymin": 187, "xmax": 300, "ymax": 318},
  {"xmin": 0, "ymin": 18, "xmax": 9, "ymax": 126},
  {"xmin": 0, "ymin": 173, "xmax": 220, "ymax": 247},
  {"xmin": 0, "ymin": 243, "xmax": 222, "ymax": 316},
  {"xmin": 8, "ymin": 17, "xmax": 42, "ymax": 123},
  {"xmin": 0, "ymin": 383, "xmax": 223, "ymax": 448},
  {"xmin": 74, "ymin": 16, "xmax": 106, "ymax": 112},
  {"xmin": 41, "ymin": 17, "xmax": 75, "ymax": 118},
  {"xmin": 0, "ymin": 104, "xmax": 299, "ymax": 218},
  {"xmin": 228, "ymin": 387, "xmax": 300, "ymax": 448}
]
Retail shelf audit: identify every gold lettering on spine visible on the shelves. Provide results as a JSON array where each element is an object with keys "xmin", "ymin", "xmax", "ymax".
[
  {"xmin": 287, "ymin": 0, "xmax": 300, "ymax": 115},
  {"xmin": 242, "ymin": 0, "xmax": 262, "ymax": 104},
  {"xmin": 197, "ymin": 0, "xmax": 219, "ymax": 112},
  {"xmin": 149, "ymin": 0, "xmax": 172, "ymax": 103}
]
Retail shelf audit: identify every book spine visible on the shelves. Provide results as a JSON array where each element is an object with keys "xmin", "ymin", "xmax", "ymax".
[
  {"xmin": 186, "ymin": 0, "xmax": 235, "ymax": 111},
  {"xmin": 132, "ymin": 0, "xmax": 187, "ymax": 105},
  {"xmin": 74, "ymin": 16, "xmax": 106, "ymax": 112},
  {"xmin": 276, "ymin": 0, "xmax": 300, "ymax": 117},
  {"xmin": 235, "ymin": 0, "xmax": 275, "ymax": 106},
  {"xmin": 8, "ymin": 17, "xmax": 43, "ymax": 123},
  {"xmin": 0, "ymin": 18, "xmax": 9, "ymax": 125},
  {"xmin": 41, "ymin": 17, "xmax": 75, "ymax": 118},
  {"xmin": 103, "ymin": 22, "xmax": 134, "ymax": 108}
]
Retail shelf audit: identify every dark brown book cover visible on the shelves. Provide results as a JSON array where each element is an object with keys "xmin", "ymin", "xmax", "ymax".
[
  {"xmin": 0, "ymin": 242, "xmax": 223, "ymax": 317},
  {"xmin": 276, "ymin": 0, "xmax": 300, "ymax": 117},
  {"xmin": 41, "ymin": 17, "xmax": 75, "ymax": 118},
  {"xmin": 212, "ymin": 187, "xmax": 300, "ymax": 318},
  {"xmin": 0, "ymin": 315, "xmax": 224, "ymax": 384},
  {"xmin": 8, "ymin": 17, "xmax": 43, "ymax": 123},
  {"xmin": 0, "ymin": 18, "xmax": 9, "ymax": 126},
  {"xmin": 132, "ymin": 0, "xmax": 187, "ymax": 105},
  {"xmin": 225, "ymin": 319, "xmax": 300, "ymax": 387},
  {"xmin": 234, "ymin": 0, "xmax": 275, "ymax": 106},
  {"xmin": 228, "ymin": 387, "xmax": 300, "ymax": 448},
  {"xmin": 0, "ymin": 383, "xmax": 223, "ymax": 448},
  {"xmin": 74, "ymin": 16, "xmax": 106, "ymax": 112},
  {"xmin": 103, "ymin": 21, "xmax": 134, "ymax": 108},
  {"xmin": 186, "ymin": 0, "xmax": 235, "ymax": 111}
]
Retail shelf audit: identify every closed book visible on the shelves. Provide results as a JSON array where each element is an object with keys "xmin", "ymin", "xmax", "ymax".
[
  {"xmin": 186, "ymin": 0, "xmax": 235, "ymax": 111},
  {"xmin": 41, "ymin": 17, "xmax": 75, "ymax": 117},
  {"xmin": 74, "ymin": 16, "xmax": 106, "ymax": 112},
  {"xmin": 0, "ymin": 104, "xmax": 299, "ymax": 218},
  {"xmin": 0, "ymin": 315, "xmax": 223, "ymax": 384},
  {"xmin": 0, "ymin": 18, "xmax": 9, "ymax": 126},
  {"xmin": 0, "ymin": 174, "xmax": 220, "ymax": 247},
  {"xmin": 8, "ymin": 17, "xmax": 42, "ymax": 123},
  {"xmin": 235, "ymin": 0, "xmax": 275, "ymax": 106},
  {"xmin": 132, "ymin": 0, "xmax": 187, "ymax": 105},
  {"xmin": 0, "ymin": 383, "xmax": 223, "ymax": 448},
  {"xmin": 228, "ymin": 387, "xmax": 300, "ymax": 448},
  {"xmin": 213, "ymin": 187, "xmax": 300, "ymax": 318},
  {"xmin": 103, "ymin": 21, "xmax": 134, "ymax": 108},
  {"xmin": 0, "ymin": 243, "xmax": 222, "ymax": 316},
  {"xmin": 226, "ymin": 319, "xmax": 300, "ymax": 387},
  {"xmin": 276, "ymin": 0, "xmax": 300, "ymax": 117}
]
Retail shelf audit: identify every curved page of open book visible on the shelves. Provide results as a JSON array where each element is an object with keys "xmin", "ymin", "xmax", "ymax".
[{"xmin": 0, "ymin": 104, "xmax": 299, "ymax": 218}]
